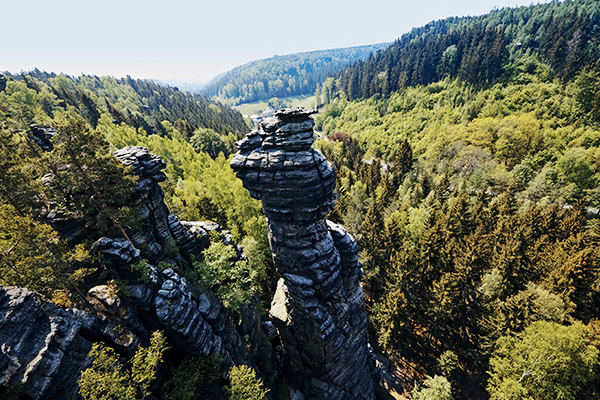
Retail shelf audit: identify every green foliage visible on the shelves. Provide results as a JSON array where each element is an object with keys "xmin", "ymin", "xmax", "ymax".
[
  {"xmin": 0, "ymin": 128, "xmax": 44, "ymax": 216},
  {"xmin": 130, "ymin": 332, "xmax": 169, "ymax": 398},
  {"xmin": 203, "ymin": 43, "xmax": 389, "ymax": 105},
  {"xmin": 5, "ymin": 71, "xmax": 247, "ymax": 136},
  {"xmin": 436, "ymin": 351, "xmax": 460, "ymax": 379},
  {"xmin": 332, "ymin": 0, "xmax": 600, "ymax": 100},
  {"xmin": 192, "ymin": 241, "xmax": 252, "ymax": 310},
  {"xmin": 0, "ymin": 202, "xmax": 92, "ymax": 302},
  {"xmin": 4, "ymin": 6, "xmax": 600, "ymax": 400},
  {"xmin": 240, "ymin": 235, "xmax": 271, "ymax": 299},
  {"xmin": 191, "ymin": 128, "xmax": 229, "ymax": 159},
  {"xmin": 101, "ymin": 119, "xmax": 263, "ymax": 240},
  {"xmin": 129, "ymin": 260, "xmax": 151, "ymax": 283},
  {"xmin": 572, "ymin": 68, "xmax": 600, "ymax": 123},
  {"xmin": 489, "ymin": 284, "xmax": 570, "ymax": 338},
  {"xmin": 78, "ymin": 331, "xmax": 168, "ymax": 400},
  {"xmin": 164, "ymin": 356, "xmax": 221, "ymax": 400},
  {"xmin": 46, "ymin": 115, "xmax": 140, "ymax": 239},
  {"xmin": 226, "ymin": 364, "xmax": 269, "ymax": 400},
  {"xmin": 411, "ymin": 375, "xmax": 454, "ymax": 400},
  {"xmin": 487, "ymin": 321, "xmax": 598, "ymax": 400}
]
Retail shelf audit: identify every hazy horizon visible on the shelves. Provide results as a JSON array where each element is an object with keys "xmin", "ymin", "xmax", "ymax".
[{"xmin": 1, "ymin": 0, "xmax": 552, "ymax": 83}]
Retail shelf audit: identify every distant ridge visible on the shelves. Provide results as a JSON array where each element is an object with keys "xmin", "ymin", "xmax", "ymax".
[
  {"xmin": 331, "ymin": 0, "xmax": 600, "ymax": 100},
  {"xmin": 153, "ymin": 79, "xmax": 206, "ymax": 94},
  {"xmin": 203, "ymin": 43, "xmax": 390, "ymax": 105}
]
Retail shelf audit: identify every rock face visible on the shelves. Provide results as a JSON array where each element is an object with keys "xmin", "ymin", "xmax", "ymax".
[
  {"xmin": 231, "ymin": 108, "xmax": 375, "ymax": 399},
  {"xmin": 97, "ymin": 147, "xmax": 274, "ymax": 371},
  {"xmin": 28, "ymin": 125, "xmax": 56, "ymax": 152},
  {"xmin": 0, "ymin": 287, "xmax": 90, "ymax": 400}
]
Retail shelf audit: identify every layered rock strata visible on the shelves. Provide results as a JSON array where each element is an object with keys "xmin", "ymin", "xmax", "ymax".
[
  {"xmin": 0, "ymin": 286, "xmax": 137, "ymax": 400},
  {"xmin": 231, "ymin": 108, "xmax": 375, "ymax": 399},
  {"xmin": 99, "ymin": 147, "xmax": 273, "ymax": 369}
]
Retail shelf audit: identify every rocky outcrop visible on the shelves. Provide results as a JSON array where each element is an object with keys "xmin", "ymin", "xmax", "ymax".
[
  {"xmin": 0, "ymin": 286, "xmax": 135, "ymax": 400},
  {"xmin": 0, "ymin": 286, "xmax": 90, "ymax": 400},
  {"xmin": 113, "ymin": 146, "xmax": 186, "ymax": 265},
  {"xmin": 231, "ymin": 108, "xmax": 375, "ymax": 399},
  {"xmin": 91, "ymin": 149, "xmax": 275, "ymax": 374},
  {"xmin": 28, "ymin": 124, "xmax": 56, "ymax": 151},
  {"xmin": 0, "ymin": 145, "xmax": 277, "ymax": 398}
]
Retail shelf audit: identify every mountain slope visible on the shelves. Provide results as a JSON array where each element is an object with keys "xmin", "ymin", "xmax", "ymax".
[
  {"xmin": 312, "ymin": 1, "xmax": 600, "ymax": 398},
  {"xmin": 328, "ymin": 0, "xmax": 600, "ymax": 101},
  {"xmin": 3, "ymin": 70, "xmax": 247, "ymax": 136},
  {"xmin": 203, "ymin": 43, "xmax": 390, "ymax": 105}
]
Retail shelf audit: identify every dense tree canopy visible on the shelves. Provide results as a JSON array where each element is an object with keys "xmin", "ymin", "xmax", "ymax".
[
  {"xmin": 203, "ymin": 43, "xmax": 389, "ymax": 105},
  {"xmin": 2, "ymin": 1, "xmax": 600, "ymax": 399},
  {"xmin": 3, "ymin": 70, "xmax": 247, "ymax": 136},
  {"xmin": 312, "ymin": 3, "xmax": 600, "ymax": 396},
  {"xmin": 328, "ymin": 0, "xmax": 600, "ymax": 101}
]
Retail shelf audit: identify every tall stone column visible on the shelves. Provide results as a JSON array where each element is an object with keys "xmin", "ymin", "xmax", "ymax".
[{"xmin": 231, "ymin": 108, "xmax": 375, "ymax": 399}]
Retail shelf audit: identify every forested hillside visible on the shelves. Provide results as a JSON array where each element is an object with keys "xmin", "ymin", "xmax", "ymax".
[
  {"xmin": 0, "ymin": 71, "xmax": 277, "ymax": 399},
  {"xmin": 2, "ymin": 70, "xmax": 247, "ymax": 136},
  {"xmin": 0, "ymin": 70, "xmax": 272, "ymax": 306},
  {"xmin": 2, "ymin": 0, "xmax": 600, "ymax": 398},
  {"xmin": 323, "ymin": 0, "xmax": 600, "ymax": 101},
  {"xmin": 203, "ymin": 43, "xmax": 389, "ymax": 105},
  {"xmin": 314, "ymin": 0, "xmax": 600, "ymax": 398}
]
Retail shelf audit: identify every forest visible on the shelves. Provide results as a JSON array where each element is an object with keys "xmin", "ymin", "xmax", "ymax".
[
  {"xmin": 1, "ymin": 0, "xmax": 600, "ymax": 399},
  {"xmin": 203, "ymin": 43, "xmax": 389, "ymax": 105},
  {"xmin": 312, "ymin": 0, "xmax": 600, "ymax": 398},
  {"xmin": 0, "ymin": 71, "xmax": 276, "ymax": 398},
  {"xmin": 327, "ymin": 0, "xmax": 600, "ymax": 101}
]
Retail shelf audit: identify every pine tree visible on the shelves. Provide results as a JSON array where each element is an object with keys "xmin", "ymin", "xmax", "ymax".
[
  {"xmin": 80, "ymin": 93, "xmax": 100, "ymax": 129},
  {"xmin": 0, "ymin": 128, "xmax": 42, "ymax": 216},
  {"xmin": 43, "ymin": 115, "xmax": 138, "ymax": 241},
  {"xmin": 361, "ymin": 198, "xmax": 387, "ymax": 298}
]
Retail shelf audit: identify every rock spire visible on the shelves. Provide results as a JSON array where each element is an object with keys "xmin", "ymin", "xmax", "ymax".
[{"xmin": 231, "ymin": 108, "xmax": 375, "ymax": 399}]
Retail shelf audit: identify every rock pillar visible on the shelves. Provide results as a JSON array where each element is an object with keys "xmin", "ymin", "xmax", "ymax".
[{"xmin": 230, "ymin": 108, "xmax": 375, "ymax": 399}]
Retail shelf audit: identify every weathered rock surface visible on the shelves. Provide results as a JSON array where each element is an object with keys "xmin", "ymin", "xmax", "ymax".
[
  {"xmin": 0, "ymin": 145, "xmax": 277, "ymax": 398},
  {"xmin": 231, "ymin": 108, "xmax": 375, "ymax": 399},
  {"xmin": 0, "ymin": 287, "xmax": 91, "ymax": 400},
  {"xmin": 106, "ymin": 147, "xmax": 268, "ymax": 370},
  {"xmin": 28, "ymin": 124, "xmax": 56, "ymax": 152}
]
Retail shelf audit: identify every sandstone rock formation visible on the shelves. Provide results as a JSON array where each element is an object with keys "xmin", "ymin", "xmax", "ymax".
[
  {"xmin": 98, "ymin": 147, "xmax": 275, "ymax": 371},
  {"xmin": 0, "ymin": 286, "xmax": 130, "ymax": 400},
  {"xmin": 231, "ymin": 108, "xmax": 375, "ymax": 399},
  {"xmin": 0, "ymin": 286, "xmax": 90, "ymax": 400},
  {"xmin": 1, "ymin": 145, "xmax": 277, "ymax": 398}
]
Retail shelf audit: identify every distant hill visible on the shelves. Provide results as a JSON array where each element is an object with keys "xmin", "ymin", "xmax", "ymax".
[
  {"xmin": 202, "ymin": 43, "xmax": 390, "ymax": 105},
  {"xmin": 3, "ymin": 70, "xmax": 247, "ymax": 136},
  {"xmin": 154, "ymin": 79, "xmax": 206, "ymax": 93}
]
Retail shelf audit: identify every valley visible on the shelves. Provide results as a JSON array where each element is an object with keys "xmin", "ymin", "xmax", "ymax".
[{"xmin": 1, "ymin": 1, "xmax": 600, "ymax": 399}]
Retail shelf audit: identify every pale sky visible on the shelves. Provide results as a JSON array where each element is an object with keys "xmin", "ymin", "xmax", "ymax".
[{"xmin": 1, "ymin": 0, "xmax": 551, "ymax": 83}]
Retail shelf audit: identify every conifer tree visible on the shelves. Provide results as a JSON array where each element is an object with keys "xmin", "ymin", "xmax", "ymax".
[
  {"xmin": 361, "ymin": 198, "xmax": 387, "ymax": 297},
  {"xmin": 393, "ymin": 139, "xmax": 413, "ymax": 184},
  {"xmin": 43, "ymin": 115, "xmax": 138, "ymax": 241}
]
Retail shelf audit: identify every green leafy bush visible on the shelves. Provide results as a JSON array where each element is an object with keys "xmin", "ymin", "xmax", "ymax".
[
  {"xmin": 192, "ymin": 241, "xmax": 252, "ymax": 310},
  {"xmin": 411, "ymin": 375, "xmax": 454, "ymax": 400},
  {"xmin": 78, "ymin": 331, "xmax": 168, "ymax": 400},
  {"xmin": 165, "ymin": 356, "xmax": 221, "ymax": 400},
  {"xmin": 226, "ymin": 365, "xmax": 269, "ymax": 400},
  {"xmin": 487, "ymin": 321, "xmax": 598, "ymax": 400}
]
